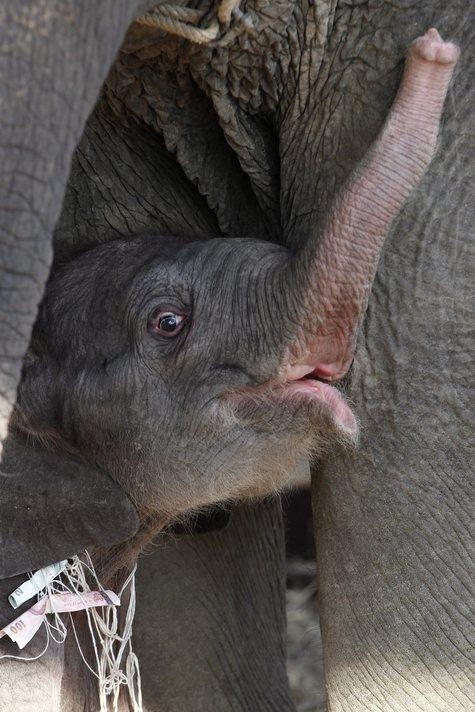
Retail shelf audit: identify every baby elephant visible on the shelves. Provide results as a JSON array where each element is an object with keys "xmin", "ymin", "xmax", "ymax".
[{"xmin": 15, "ymin": 30, "xmax": 458, "ymax": 522}]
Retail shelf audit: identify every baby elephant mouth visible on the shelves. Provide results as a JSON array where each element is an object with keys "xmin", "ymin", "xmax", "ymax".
[
  {"xmin": 229, "ymin": 363, "xmax": 357, "ymax": 439},
  {"xmin": 281, "ymin": 373, "xmax": 357, "ymax": 435}
]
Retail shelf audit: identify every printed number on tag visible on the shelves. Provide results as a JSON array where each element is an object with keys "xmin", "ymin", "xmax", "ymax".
[{"xmin": 10, "ymin": 620, "xmax": 26, "ymax": 634}]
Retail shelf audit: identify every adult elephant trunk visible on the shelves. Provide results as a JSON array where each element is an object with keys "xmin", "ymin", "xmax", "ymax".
[
  {"xmin": 0, "ymin": 0, "xmax": 154, "ymax": 454},
  {"xmin": 282, "ymin": 31, "xmax": 458, "ymax": 383}
]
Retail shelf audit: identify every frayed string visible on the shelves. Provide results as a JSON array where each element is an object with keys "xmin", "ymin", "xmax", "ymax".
[{"xmin": 0, "ymin": 552, "xmax": 142, "ymax": 712}]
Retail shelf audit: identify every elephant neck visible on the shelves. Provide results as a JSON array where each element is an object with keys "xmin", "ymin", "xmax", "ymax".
[{"xmin": 92, "ymin": 512, "xmax": 167, "ymax": 588}]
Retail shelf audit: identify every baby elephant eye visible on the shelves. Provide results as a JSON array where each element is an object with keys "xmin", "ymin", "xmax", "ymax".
[{"xmin": 148, "ymin": 309, "xmax": 187, "ymax": 338}]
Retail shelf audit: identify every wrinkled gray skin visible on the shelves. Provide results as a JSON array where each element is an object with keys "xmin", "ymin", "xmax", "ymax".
[
  {"xmin": 0, "ymin": 1, "xmax": 473, "ymax": 711},
  {"xmin": 18, "ymin": 234, "xmax": 345, "ymax": 517}
]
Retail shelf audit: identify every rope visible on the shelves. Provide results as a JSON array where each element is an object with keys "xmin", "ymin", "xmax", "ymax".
[
  {"xmin": 218, "ymin": 0, "xmax": 238, "ymax": 25},
  {"xmin": 145, "ymin": 5, "xmax": 205, "ymax": 23},
  {"xmin": 137, "ymin": 6, "xmax": 219, "ymax": 45},
  {"xmin": 0, "ymin": 553, "xmax": 142, "ymax": 712},
  {"xmin": 135, "ymin": 0, "xmax": 255, "ymax": 46},
  {"xmin": 62, "ymin": 554, "xmax": 142, "ymax": 712}
]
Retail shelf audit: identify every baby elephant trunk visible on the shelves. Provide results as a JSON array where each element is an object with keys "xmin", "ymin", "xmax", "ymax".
[{"xmin": 284, "ymin": 28, "xmax": 459, "ymax": 382}]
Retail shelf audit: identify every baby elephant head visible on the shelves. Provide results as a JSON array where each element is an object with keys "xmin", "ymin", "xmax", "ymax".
[
  {"xmin": 16, "ymin": 234, "xmax": 355, "ymax": 519},
  {"xmin": 15, "ymin": 28, "xmax": 459, "ymax": 519}
]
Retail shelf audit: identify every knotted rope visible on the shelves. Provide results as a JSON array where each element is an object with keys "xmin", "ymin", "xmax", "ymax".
[
  {"xmin": 0, "ymin": 553, "xmax": 142, "ymax": 712},
  {"xmin": 65, "ymin": 554, "xmax": 142, "ymax": 712},
  {"xmin": 135, "ymin": 1, "xmax": 256, "ymax": 45}
]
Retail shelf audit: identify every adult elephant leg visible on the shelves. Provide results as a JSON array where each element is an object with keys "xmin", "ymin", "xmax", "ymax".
[
  {"xmin": 0, "ymin": 0, "xmax": 153, "ymax": 451},
  {"xmin": 301, "ymin": 7, "xmax": 472, "ymax": 712},
  {"xmin": 276, "ymin": 1, "xmax": 473, "ymax": 709},
  {"xmin": 134, "ymin": 500, "xmax": 295, "ymax": 712}
]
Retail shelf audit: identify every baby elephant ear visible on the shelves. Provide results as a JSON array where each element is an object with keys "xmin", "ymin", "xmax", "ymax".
[{"xmin": 0, "ymin": 434, "xmax": 140, "ymax": 579}]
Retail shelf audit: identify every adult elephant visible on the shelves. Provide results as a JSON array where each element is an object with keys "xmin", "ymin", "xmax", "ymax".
[{"xmin": 0, "ymin": 2, "xmax": 472, "ymax": 712}]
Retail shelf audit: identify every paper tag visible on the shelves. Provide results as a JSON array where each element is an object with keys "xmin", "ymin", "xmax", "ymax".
[
  {"xmin": 41, "ymin": 590, "xmax": 120, "ymax": 614},
  {"xmin": 0, "ymin": 606, "xmax": 47, "ymax": 649},
  {"xmin": 0, "ymin": 590, "xmax": 119, "ymax": 649},
  {"xmin": 9, "ymin": 560, "xmax": 68, "ymax": 609}
]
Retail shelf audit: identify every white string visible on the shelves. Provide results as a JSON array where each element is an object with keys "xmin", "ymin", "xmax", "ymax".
[
  {"xmin": 0, "ymin": 624, "xmax": 50, "ymax": 663},
  {"xmin": 0, "ymin": 552, "xmax": 142, "ymax": 712}
]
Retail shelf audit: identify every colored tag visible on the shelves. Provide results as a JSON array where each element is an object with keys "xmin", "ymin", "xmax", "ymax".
[
  {"xmin": 9, "ymin": 560, "xmax": 68, "ymax": 609},
  {"xmin": 0, "ymin": 606, "xmax": 46, "ymax": 649},
  {"xmin": 41, "ymin": 590, "xmax": 120, "ymax": 614},
  {"xmin": 0, "ymin": 590, "xmax": 119, "ymax": 649}
]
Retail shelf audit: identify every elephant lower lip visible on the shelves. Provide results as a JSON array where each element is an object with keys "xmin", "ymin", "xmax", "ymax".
[
  {"xmin": 231, "ymin": 377, "xmax": 357, "ymax": 435},
  {"xmin": 283, "ymin": 379, "xmax": 357, "ymax": 433},
  {"xmin": 229, "ymin": 376, "xmax": 358, "ymax": 439}
]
